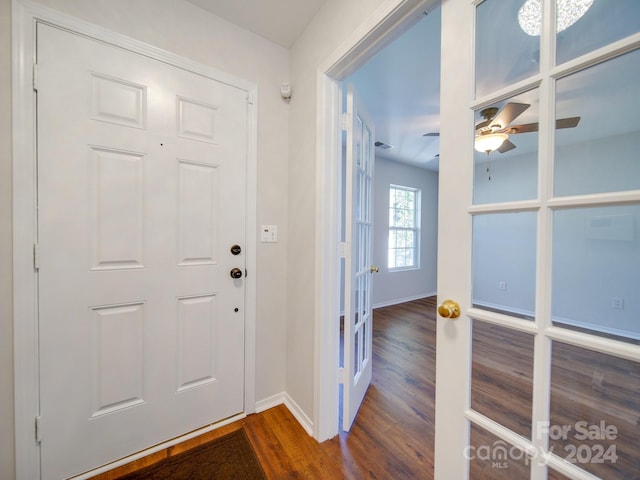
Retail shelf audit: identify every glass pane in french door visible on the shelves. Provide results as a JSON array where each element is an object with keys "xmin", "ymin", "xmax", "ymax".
[
  {"xmin": 468, "ymin": 423, "xmax": 531, "ymax": 478},
  {"xmin": 475, "ymin": 0, "xmax": 540, "ymax": 99},
  {"xmin": 472, "ymin": 212, "xmax": 536, "ymax": 318},
  {"xmin": 473, "ymin": 88, "xmax": 539, "ymax": 205},
  {"xmin": 554, "ymin": 48, "xmax": 640, "ymax": 197},
  {"xmin": 549, "ymin": 342, "xmax": 640, "ymax": 479},
  {"xmin": 556, "ymin": 0, "xmax": 640, "ymax": 65},
  {"xmin": 552, "ymin": 204, "xmax": 640, "ymax": 342},
  {"xmin": 471, "ymin": 321, "xmax": 534, "ymax": 438}
]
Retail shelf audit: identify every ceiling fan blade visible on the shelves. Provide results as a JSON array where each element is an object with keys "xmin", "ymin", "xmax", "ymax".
[
  {"xmin": 507, "ymin": 122, "xmax": 539, "ymax": 134},
  {"xmin": 497, "ymin": 139, "xmax": 516, "ymax": 153},
  {"xmin": 423, "ymin": 132, "xmax": 440, "ymax": 137},
  {"xmin": 490, "ymin": 102, "xmax": 530, "ymax": 129},
  {"xmin": 507, "ymin": 116, "xmax": 581, "ymax": 134},
  {"xmin": 556, "ymin": 116, "xmax": 580, "ymax": 129},
  {"xmin": 475, "ymin": 119, "xmax": 492, "ymax": 130}
]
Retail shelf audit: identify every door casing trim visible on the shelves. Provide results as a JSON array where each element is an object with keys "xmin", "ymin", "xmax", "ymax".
[
  {"xmin": 312, "ymin": 0, "xmax": 436, "ymax": 441},
  {"xmin": 12, "ymin": 1, "xmax": 258, "ymax": 478}
]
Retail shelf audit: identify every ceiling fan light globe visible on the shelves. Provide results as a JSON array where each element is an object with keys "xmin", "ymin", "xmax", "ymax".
[
  {"xmin": 518, "ymin": 0, "xmax": 594, "ymax": 36},
  {"xmin": 474, "ymin": 132, "xmax": 508, "ymax": 153}
]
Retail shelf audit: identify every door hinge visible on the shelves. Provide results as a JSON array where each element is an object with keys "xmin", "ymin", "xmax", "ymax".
[
  {"xmin": 339, "ymin": 242, "xmax": 349, "ymax": 258},
  {"xmin": 32, "ymin": 63, "xmax": 38, "ymax": 91},
  {"xmin": 35, "ymin": 416, "xmax": 42, "ymax": 443},
  {"xmin": 338, "ymin": 367, "xmax": 345, "ymax": 384},
  {"xmin": 341, "ymin": 113, "xmax": 351, "ymax": 131},
  {"xmin": 33, "ymin": 243, "xmax": 40, "ymax": 271}
]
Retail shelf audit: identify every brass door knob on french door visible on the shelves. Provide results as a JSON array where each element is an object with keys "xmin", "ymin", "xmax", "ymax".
[
  {"xmin": 369, "ymin": 265, "xmax": 380, "ymax": 273},
  {"xmin": 438, "ymin": 299, "xmax": 461, "ymax": 319}
]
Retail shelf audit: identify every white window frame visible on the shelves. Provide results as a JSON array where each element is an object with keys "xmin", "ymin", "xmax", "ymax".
[{"xmin": 388, "ymin": 184, "xmax": 421, "ymax": 271}]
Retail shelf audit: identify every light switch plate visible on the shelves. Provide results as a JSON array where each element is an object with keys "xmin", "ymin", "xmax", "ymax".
[{"xmin": 260, "ymin": 225, "xmax": 278, "ymax": 242}]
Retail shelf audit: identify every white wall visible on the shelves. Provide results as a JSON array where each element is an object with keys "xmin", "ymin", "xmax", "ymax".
[
  {"xmin": 1, "ymin": 1, "xmax": 15, "ymax": 478},
  {"xmin": 5, "ymin": 2, "xmax": 289, "ymax": 475},
  {"xmin": 372, "ymin": 157, "xmax": 438, "ymax": 307}
]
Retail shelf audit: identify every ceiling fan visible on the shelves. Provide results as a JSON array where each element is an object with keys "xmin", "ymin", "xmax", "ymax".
[{"xmin": 424, "ymin": 102, "xmax": 581, "ymax": 154}]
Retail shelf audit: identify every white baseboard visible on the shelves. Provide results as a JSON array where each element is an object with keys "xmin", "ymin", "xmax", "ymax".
[
  {"xmin": 283, "ymin": 393, "xmax": 314, "ymax": 436},
  {"xmin": 254, "ymin": 392, "xmax": 314, "ymax": 437},
  {"xmin": 255, "ymin": 392, "xmax": 286, "ymax": 413},
  {"xmin": 471, "ymin": 299, "xmax": 534, "ymax": 319},
  {"xmin": 373, "ymin": 292, "xmax": 436, "ymax": 310}
]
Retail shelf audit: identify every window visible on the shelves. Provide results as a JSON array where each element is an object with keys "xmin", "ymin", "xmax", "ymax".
[{"xmin": 388, "ymin": 185, "xmax": 420, "ymax": 270}]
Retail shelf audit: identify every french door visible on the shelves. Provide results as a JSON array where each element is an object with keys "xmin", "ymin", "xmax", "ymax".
[
  {"xmin": 37, "ymin": 23, "xmax": 248, "ymax": 479},
  {"xmin": 435, "ymin": 1, "xmax": 640, "ymax": 479},
  {"xmin": 342, "ymin": 85, "xmax": 376, "ymax": 431}
]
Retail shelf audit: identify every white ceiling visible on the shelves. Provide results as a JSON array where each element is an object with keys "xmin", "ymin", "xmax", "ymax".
[
  {"xmin": 184, "ymin": 0, "xmax": 327, "ymax": 47},
  {"xmin": 346, "ymin": 6, "xmax": 441, "ymax": 171}
]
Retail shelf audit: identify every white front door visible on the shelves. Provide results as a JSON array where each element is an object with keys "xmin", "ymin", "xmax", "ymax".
[
  {"xmin": 342, "ymin": 85, "xmax": 376, "ymax": 432},
  {"xmin": 37, "ymin": 23, "xmax": 247, "ymax": 479},
  {"xmin": 436, "ymin": 1, "xmax": 640, "ymax": 479}
]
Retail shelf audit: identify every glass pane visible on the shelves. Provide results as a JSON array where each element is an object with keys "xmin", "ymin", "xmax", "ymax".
[
  {"xmin": 475, "ymin": 0, "xmax": 540, "ymax": 99},
  {"xmin": 556, "ymin": 0, "xmax": 640, "ymax": 65},
  {"xmin": 358, "ymin": 171, "xmax": 365, "ymax": 221},
  {"xmin": 363, "ymin": 122, "xmax": 371, "ymax": 172},
  {"xmin": 362, "ymin": 318, "xmax": 368, "ymax": 365},
  {"xmin": 552, "ymin": 205, "xmax": 640, "ymax": 342},
  {"xmin": 358, "ymin": 224, "xmax": 365, "ymax": 271},
  {"xmin": 355, "ymin": 115, "xmax": 363, "ymax": 168},
  {"xmin": 354, "ymin": 281, "xmax": 360, "ymax": 325},
  {"xmin": 472, "ymin": 212, "xmax": 537, "ymax": 319},
  {"xmin": 472, "ymin": 321, "xmax": 534, "ymax": 438},
  {"xmin": 361, "ymin": 274, "xmax": 367, "ymax": 320},
  {"xmin": 549, "ymin": 342, "xmax": 640, "ymax": 479},
  {"xmin": 355, "ymin": 166, "xmax": 361, "ymax": 222},
  {"xmin": 354, "ymin": 329, "xmax": 360, "ymax": 376},
  {"xmin": 468, "ymin": 423, "xmax": 531, "ymax": 478},
  {"xmin": 554, "ymin": 49, "xmax": 640, "ymax": 197},
  {"xmin": 365, "ymin": 176, "xmax": 372, "ymax": 223},
  {"xmin": 473, "ymin": 89, "xmax": 539, "ymax": 205},
  {"xmin": 390, "ymin": 188, "xmax": 416, "ymax": 227},
  {"xmin": 357, "ymin": 275, "xmax": 364, "ymax": 323}
]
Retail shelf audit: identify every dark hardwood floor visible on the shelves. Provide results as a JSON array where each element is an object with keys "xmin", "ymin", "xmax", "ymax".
[{"xmin": 93, "ymin": 296, "xmax": 438, "ymax": 480}]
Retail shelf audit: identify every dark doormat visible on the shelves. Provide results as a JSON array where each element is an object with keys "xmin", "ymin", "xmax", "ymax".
[{"xmin": 117, "ymin": 429, "xmax": 267, "ymax": 480}]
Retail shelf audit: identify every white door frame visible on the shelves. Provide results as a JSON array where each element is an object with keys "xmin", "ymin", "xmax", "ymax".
[
  {"xmin": 12, "ymin": 2, "xmax": 258, "ymax": 478},
  {"xmin": 313, "ymin": 0, "xmax": 437, "ymax": 441}
]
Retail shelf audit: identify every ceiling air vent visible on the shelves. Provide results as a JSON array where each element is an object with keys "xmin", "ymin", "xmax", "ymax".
[{"xmin": 374, "ymin": 141, "xmax": 394, "ymax": 150}]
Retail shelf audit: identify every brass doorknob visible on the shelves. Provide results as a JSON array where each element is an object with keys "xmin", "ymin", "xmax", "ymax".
[
  {"xmin": 438, "ymin": 299, "xmax": 461, "ymax": 319},
  {"xmin": 370, "ymin": 265, "xmax": 380, "ymax": 273},
  {"xmin": 230, "ymin": 268, "xmax": 243, "ymax": 279}
]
